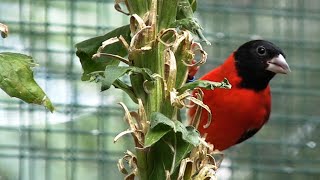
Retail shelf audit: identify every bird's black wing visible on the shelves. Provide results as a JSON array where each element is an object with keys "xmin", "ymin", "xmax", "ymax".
[{"xmin": 236, "ymin": 128, "xmax": 260, "ymax": 144}]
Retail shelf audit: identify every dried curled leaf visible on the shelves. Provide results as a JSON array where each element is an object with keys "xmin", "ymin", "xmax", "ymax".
[
  {"xmin": 193, "ymin": 165, "xmax": 217, "ymax": 180},
  {"xmin": 165, "ymin": 170, "xmax": 171, "ymax": 180},
  {"xmin": 170, "ymin": 89, "xmax": 190, "ymax": 109},
  {"xmin": 164, "ymin": 49, "xmax": 177, "ymax": 93},
  {"xmin": 137, "ymin": 99, "xmax": 148, "ymax": 134},
  {"xmin": 177, "ymin": 158, "xmax": 193, "ymax": 180},
  {"xmin": 177, "ymin": 138, "xmax": 221, "ymax": 180},
  {"xmin": 115, "ymin": 100, "xmax": 152, "ymax": 179},
  {"xmin": 93, "ymin": 37, "xmax": 131, "ymax": 65},
  {"xmin": 101, "ymin": 37, "xmax": 120, "ymax": 49},
  {"xmin": 93, "ymin": 53, "xmax": 131, "ymax": 65},
  {"xmin": 118, "ymin": 158, "xmax": 129, "ymax": 175},
  {"xmin": 186, "ymin": 79, "xmax": 230, "ymax": 130},
  {"xmin": 158, "ymin": 28, "xmax": 179, "ymax": 47},
  {"xmin": 187, "ymin": 89, "xmax": 212, "ymax": 129},
  {"xmin": 117, "ymin": 150, "xmax": 138, "ymax": 180},
  {"xmin": 127, "ymin": 13, "xmax": 159, "ymax": 52},
  {"xmin": 173, "ymin": 31, "xmax": 194, "ymax": 88},
  {"xmin": 114, "ymin": 129, "xmax": 135, "ymax": 143},
  {"xmin": 130, "ymin": 14, "xmax": 147, "ymax": 35},
  {"xmin": 169, "ymin": 88, "xmax": 212, "ymax": 128},
  {"xmin": 130, "ymin": 25, "xmax": 152, "ymax": 51},
  {"xmin": 116, "ymin": 102, "xmax": 145, "ymax": 148},
  {"xmin": 183, "ymin": 42, "xmax": 207, "ymax": 67},
  {"xmin": 119, "ymin": 35, "xmax": 130, "ymax": 50},
  {"xmin": 114, "ymin": 0, "xmax": 130, "ymax": 15},
  {"xmin": 0, "ymin": 23, "xmax": 9, "ymax": 38},
  {"xmin": 172, "ymin": 30, "xmax": 193, "ymax": 52}
]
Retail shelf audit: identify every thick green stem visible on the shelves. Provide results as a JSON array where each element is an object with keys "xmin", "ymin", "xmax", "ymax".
[
  {"xmin": 157, "ymin": 0, "xmax": 179, "ymax": 31},
  {"xmin": 126, "ymin": 0, "xmax": 149, "ymax": 16},
  {"xmin": 149, "ymin": 0, "xmax": 179, "ymax": 118},
  {"xmin": 136, "ymin": 149, "xmax": 148, "ymax": 180},
  {"xmin": 133, "ymin": 1, "xmax": 159, "ymax": 179},
  {"xmin": 145, "ymin": 45, "xmax": 164, "ymax": 115},
  {"xmin": 129, "ymin": 0, "xmax": 180, "ymax": 179}
]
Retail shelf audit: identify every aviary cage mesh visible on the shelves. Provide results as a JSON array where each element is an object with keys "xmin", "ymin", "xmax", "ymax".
[{"xmin": 0, "ymin": 0, "xmax": 319, "ymax": 180}]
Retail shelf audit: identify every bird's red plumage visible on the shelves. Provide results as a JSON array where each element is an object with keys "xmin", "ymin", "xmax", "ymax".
[{"xmin": 189, "ymin": 53, "xmax": 271, "ymax": 151}]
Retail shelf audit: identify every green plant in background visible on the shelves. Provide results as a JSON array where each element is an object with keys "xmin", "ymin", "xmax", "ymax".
[
  {"xmin": 76, "ymin": 0, "xmax": 230, "ymax": 179},
  {"xmin": 0, "ymin": 23, "xmax": 54, "ymax": 112}
]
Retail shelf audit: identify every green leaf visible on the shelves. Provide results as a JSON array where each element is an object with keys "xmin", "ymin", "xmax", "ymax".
[
  {"xmin": 148, "ymin": 138, "xmax": 173, "ymax": 180},
  {"xmin": 145, "ymin": 112, "xmax": 174, "ymax": 147},
  {"xmin": 75, "ymin": 25, "xmax": 131, "ymax": 81},
  {"xmin": 178, "ymin": 78, "xmax": 232, "ymax": 93},
  {"xmin": 180, "ymin": 126, "xmax": 200, "ymax": 146},
  {"xmin": 101, "ymin": 65, "xmax": 154, "ymax": 91},
  {"xmin": 101, "ymin": 66, "xmax": 131, "ymax": 91},
  {"xmin": 189, "ymin": 0, "xmax": 197, "ymax": 12},
  {"xmin": 149, "ymin": 112, "xmax": 175, "ymax": 129},
  {"xmin": 148, "ymin": 131, "xmax": 196, "ymax": 179},
  {"xmin": 167, "ymin": 126, "xmax": 200, "ymax": 177},
  {"xmin": 174, "ymin": 18, "xmax": 201, "ymax": 34},
  {"xmin": 113, "ymin": 79, "xmax": 138, "ymax": 103},
  {"xmin": 146, "ymin": 113, "xmax": 201, "ymax": 178},
  {"xmin": 145, "ymin": 112, "xmax": 200, "ymax": 147},
  {"xmin": 0, "ymin": 52, "xmax": 54, "ymax": 112},
  {"xmin": 176, "ymin": 0, "xmax": 194, "ymax": 20},
  {"xmin": 144, "ymin": 127, "xmax": 171, "ymax": 148},
  {"xmin": 173, "ymin": 128, "xmax": 195, "ymax": 169}
]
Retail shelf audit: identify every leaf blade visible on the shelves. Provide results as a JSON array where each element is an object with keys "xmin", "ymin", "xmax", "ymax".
[
  {"xmin": 0, "ymin": 52, "xmax": 54, "ymax": 112},
  {"xmin": 101, "ymin": 65, "xmax": 154, "ymax": 91},
  {"xmin": 144, "ymin": 112, "xmax": 175, "ymax": 147},
  {"xmin": 75, "ymin": 25, "xmax": 131, "ymax": 81},
  {"xmin": 178, "ymin": 78, "xmax": 232, "ymax": 93},
  {"xmin": 101, "ymin": 65, "xmax": 132, "ymax": 91}
]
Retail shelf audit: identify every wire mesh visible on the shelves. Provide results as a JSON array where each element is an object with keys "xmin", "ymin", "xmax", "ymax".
[{"xmin": 0, "ymin": 0, "xmax": 319, "ymax": 180}]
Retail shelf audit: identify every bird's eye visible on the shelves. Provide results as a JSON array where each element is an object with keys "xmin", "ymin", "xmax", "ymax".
[{"xmin": 256, "ymin": 46, "xmax": 266, "ymax": 56}]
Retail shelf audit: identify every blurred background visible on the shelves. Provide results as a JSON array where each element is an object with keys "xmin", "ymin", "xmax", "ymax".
[{"xmin": 0, "ymin": 0, "xmax": 319, "ymax": 179}]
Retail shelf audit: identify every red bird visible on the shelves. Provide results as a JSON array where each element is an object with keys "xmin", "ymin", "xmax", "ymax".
[{"xmin": 189, "ymin": 40, "xmax": 290, "ymax": 151}]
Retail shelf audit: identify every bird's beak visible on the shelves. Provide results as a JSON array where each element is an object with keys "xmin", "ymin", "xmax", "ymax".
[{"xmin": 266, "ymin": 54, "xmax": 291, "ymax": 74}]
